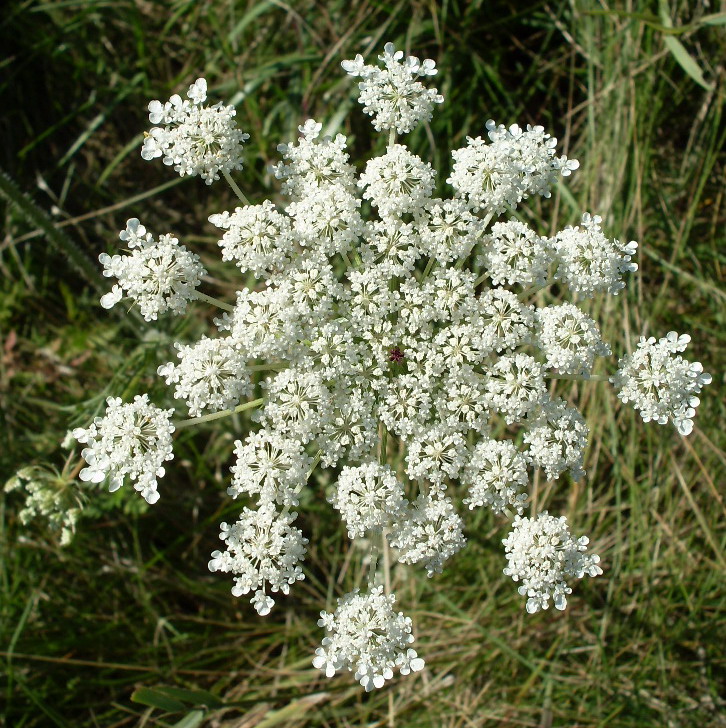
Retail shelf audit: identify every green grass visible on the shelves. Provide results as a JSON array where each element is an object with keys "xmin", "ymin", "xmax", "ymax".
[{"xmin": 1, "ymin": 0, "xmax": 724, "ymax": 726}]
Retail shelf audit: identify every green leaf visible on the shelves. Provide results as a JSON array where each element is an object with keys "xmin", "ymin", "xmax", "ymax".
[
  {"xmin": 152, "ymin": 686, "xmax": 224, "ymax": 708},
  {"xmin": 663, "ymin": 35, "xmax": 713, "ymax": 90},
  {"xmin": 173, "ymin": 710, "xmax": 206, "ymax": 728},
  {"xmin": 228, "ymin": 0, "xmax": 278, "ymax": 43},
  {"xmin": 255, "ymin": 693, "xmax": 330, "ymax": 728},
  {"xmin": 0, "ymin": 167, "xmax": 105, "ymax": 292},
  {"xmin": 131, "ymin": 687, "xmax": 185, "ymax": 713},
  {"xmin": 658, "ymin": 0, "xmax": 713, "ymax": 90}
]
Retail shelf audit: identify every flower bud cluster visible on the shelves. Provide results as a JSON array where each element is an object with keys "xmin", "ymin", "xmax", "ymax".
[{"xmin": 4, "ymin": 466, "xmax": 85, "ymax": 546}]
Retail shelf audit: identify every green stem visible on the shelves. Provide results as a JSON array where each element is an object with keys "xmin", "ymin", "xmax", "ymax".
[
  {"xmin": 281, "ymin": 449, "xmax": 322, "ymax": 519},
  {"xmin": 222, "ymin": 170, "xmax": 250, "ymax": 205},
  {"xmin": 548, "ymin": 373, "xmax": 610, "ymax": 382},
  {"xmin": 382, "ymin": 527, "xmax": 392, "ymax": 596},
  {"xmin": 306, "ymin": 449, "xmax": 323, "ymax": 479},
  {"xmin": 174, "ymin": 397, "xmax": 264, "ymax": 429},
  {"xmin": 379, "ymin": 423, "xmax": 388, "ymax": 465},
  {"xmin": 475, "ymin": 271, "xmax": 489, "ymax": 287},
  {"xmin": 341, "ymin": 251, "xmax": 354, "ymax": 270},
  {"xmin": 519, "ymin": 274, "xmax": 556, "ymax": 301},
  {"xmin": 420, "ymin": 257, "xmax": 436, "ymax": 281},
  {"xmin": 387, "ymin": 128, "xmax": 396, "ymax": 147},
  {"xmin": 195, "ymin": 291, "xmax": 234, "ymax": 312},
  {"xmin": 246, "ymin": 362, "xmax": 287, "ymax": 372},
  {"xmin": 367, "ymin": 535, "xmax": 380, "ymax": 590}
]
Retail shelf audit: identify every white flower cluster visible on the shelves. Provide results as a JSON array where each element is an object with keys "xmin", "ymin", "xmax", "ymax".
[
  {"xmin": 313, "ymin": 586, "xmax": 424, "ymax": 690},
  {"xmin": 535, "ymin": 302, "xmax": 611, "ymax": 375},
  {"xmin": 342, "ymin": 42, "xmax": 443, "ymax": 134},
  {"xmin": 67, "ymin": 43, "xmax": 712, "ymax": 692},
  {"xmin": 208, "ymin": 506, "xmax": 308, "ymax": 615},
  {"xmin": 448, "ymin": 120, "xmax": 579, "ymax": 214},
  {"xmin": 331, "ymin": 463, "xmax": 406, "ymax": 538},
  {"xmin": 72, "ymin": 395, "xmax": 174, "ymax": 504},
  {"xmin": 157, "ymin": 337, "xmax": 251, "ymax": 417},
  {"xmin": 100, "ymin": 218, "xmax": 205, "ymax": 321},
  {"xmin": 551, "ymin": 213, "xmax": 638, "ymax": 297},
  {"xmin": 141, "ymin": 78, "xmax": 250, "ymax": 184},
  {"xmin": 611, "ymin": 331, "xmax": 712, "ymax": 436},
  {"xmin": 209, "ymin": 200, "xmax": 295, "ymax": 277},
  {"xmin": 503, "ymin": 512, "xmax": 603, "ymax": 614}
]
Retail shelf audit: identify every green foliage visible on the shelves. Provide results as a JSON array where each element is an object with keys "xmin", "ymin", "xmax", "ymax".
[{"xmin": 1, "ymin": 0, "xmax": 724, "ymax": 726}]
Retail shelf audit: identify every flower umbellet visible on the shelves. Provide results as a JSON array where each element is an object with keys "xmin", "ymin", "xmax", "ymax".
[{"xmin": 67, "ymin": 44, "xmax": 712, "ymax": 690}]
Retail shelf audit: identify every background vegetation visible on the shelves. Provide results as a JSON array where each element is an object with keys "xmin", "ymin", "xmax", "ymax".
[{"xmin": 1, "ymin": 0, "xmax": 724, "ymax": 726}]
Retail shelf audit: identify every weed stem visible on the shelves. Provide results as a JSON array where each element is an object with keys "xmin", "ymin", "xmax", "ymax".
[
  {"xmin": 222, "ymin": 170, "xmax": 250, "ymax": 205},
  {"xmin": 174, "ymin": 397, "xmax": 264, "ymax": 429},
  {"xmin": 548, "ymin": 373, "xmax": 610, "ymax": 382},
  {"xmin": 195, "ymin": 291, "xmax": 234, "ymax": 312}
]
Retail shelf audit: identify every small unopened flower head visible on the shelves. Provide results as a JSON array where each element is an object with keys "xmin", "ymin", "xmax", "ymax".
[
  {"xmin": 389, "ymin": 495, "xmax": 466, "ymax": 576},
  {"xmin": 523, "ymin": 398, "xmax": 589, "ymax": 481},
  {"xmin": 503, "ymin": 512, "xmax": 602, "ymax": 613},
  {"xmin": 313, "ymin": 586, "xmax": 424, "ymax": 690},
  {"xmin": 551, "ymin": 213, "xmax": 638, "ymax": 297},
  {"xmin": 157, "ymin": 336, "xmax": 251, "ymax": 417},
  {"xmin": 209, "ymin": 200, "xmax": 295, "ymax": 277},
  {"xmin": 611, "ymin": 331, "xmax": 712, "ymax": 436},
  {"xmin": 342, "ymin": 42, "xmax": 443, "ymax": 135},
  {"xmin": 208, "ymin": 506, "xmax": 307, "ymax": 615},
  {"xmin": 535, "ymin": 302, "xmax": 610, "ymax": 375},
  {"xmin": 142, "ymin": 78, "xmax": 250, "ymax": 184},
  {"xmin": 359, "ymin": 144, "xmax": 435, "ymax": 217},
  {"xmin": 100, "ymin": 219, "xmax": 205, "ymax": 321},
  {"xmin": 72, "ymin": 395, "xmax": 174, "ymax": 504},
  {"xmin": 330, "ymin": 462, "xmax": 406, "ymax": 538},
  {"xmin": 462, "ymin": 439, "xmax": 529, "ymax": 514}
]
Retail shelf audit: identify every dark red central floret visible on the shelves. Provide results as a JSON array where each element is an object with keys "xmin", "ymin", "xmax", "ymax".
[{"xmin": 389, "ymin": 347, "xmax": 405, "ymax": 364}]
